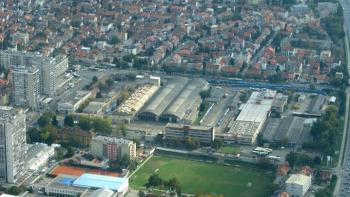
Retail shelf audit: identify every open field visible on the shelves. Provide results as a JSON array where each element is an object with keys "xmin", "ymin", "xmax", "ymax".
[
  {"xmin": 217, "ymin": 146, "xmax": 241, "ymax": 154},
  {"xmin": 130, "ymin": 155, "xmax": 274, "ymax": 197}
]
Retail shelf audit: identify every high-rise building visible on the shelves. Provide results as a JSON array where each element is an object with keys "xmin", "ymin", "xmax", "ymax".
[
  {"xmin": 0, "ymin": 50, "xmax": 68, "ymax": 97},
  {"xmin": 90, "ymin": 136, "xmax": 136, "ymax": 161},
  {"xmin": 12, "ymin": 66, "xmax": 40, "ymax": 109},
  {"xmin": 0, "ymin": 106, "xmax": 27, "ymax": 183}
]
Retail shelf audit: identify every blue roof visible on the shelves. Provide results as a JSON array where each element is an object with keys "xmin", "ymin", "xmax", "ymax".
[
  {"xmin": 72, "ymin": 173, "xmax": 127, "ymax": 191},
  {"xmin": 58, "ymin": 177, "xmax": 75, "ymax": 185}
]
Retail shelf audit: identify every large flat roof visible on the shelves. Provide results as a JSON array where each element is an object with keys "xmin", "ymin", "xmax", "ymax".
[
  {"xmin": 162, "ymin": 78, "xmax": 208, "ymax": 119},
  {"xmin": 73, "ymin": 173, "xmax": 128, "ymax": 191},
  {"xmin": 236, "ymin": 91, "xmax": 276, "ymax": 122},
  {"xmin": 139, "ymin": 77, "xmax": 188, "ymax": 116}
]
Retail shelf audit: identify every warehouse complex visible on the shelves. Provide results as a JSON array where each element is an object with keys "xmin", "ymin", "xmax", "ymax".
[
  {"xmin": 138, "ymin": 78, "xmax": 208, "ymax": 123},
  {"xmin": 116, "ymin": 84, "xmax": 159, "ymax": 116},
  {"xmin": 165, "ymin": 123, "xmax": 215, "ymax": 144},
  {"xmin": 227, "ymin": 90, "xmax": 276, "ymax": 145}
]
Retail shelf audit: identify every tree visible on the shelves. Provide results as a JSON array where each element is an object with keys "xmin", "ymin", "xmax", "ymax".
[
  {"xmin": 92, "ymin": 117, "xmax": 112, "ymax": 134},
  {"xmin": 199, "ymin": 102, "xmax": 206, "ymax": 112},
  {"xmin": 28, "ymin": 127, "xmax": 42, "ymax": 143},
  {"xmin": 5, "ymin": 186, "xmax": 25, "ymax": 195},
  {"xmin": 92, "ymin": 76, "xmax": 98, "ymax": 83},
  {"xmin": 51, "ymin": 115, "xmax": 59, "ymax": 127},
  {"xmin": 138, "ymin": 191, "xmax": 146, "ymax": 197},
  {"xmin": 129, "ymin": 160, "xmax": 138, "ymax": 171},
  {"xmin": 200, "ymin": 89, "xmax": 211, "ymax": 99},
  {"xmin": 37, "ymin": 113, "xmax": 52, "ymax": 127},
  {"xmin": 211, "ymin": 139, "xmax": 223, "ymax": 150},
  {"xmin": 119, "ymin": 124, "xmax": 127, "ymax": 137},
  {"xmin": 166, "ymin": 177, "xmax": 182, "ymax": 195},
  {"xmin": 146, "ymin": 174, "xmax": 163, "ymax": 188},
  {"xmin": 314, "ymin": 156, "xmax": 322, "ymax": 165},
  {"xmin": 96, "ymin": 91, "xmax": 103, "ymax": 98},
  {"xmin": 184, "ymin": 136, "xmax": 199, "ymax": 150},
  {"xmin": 286, "ymin": 152, "xmax": 313, "ymax": 168},
  {"xmin": 119, "ymin": 155, "xmax": 130, "ymax": 168},
  {"xmin": 64, "ymin": 115, "xmax": 74, "ymax": 127},
  {"xmin": 65, "ymin": 146, "xmax": 75, "ymax": 158},
  {"xmin": 78, "ymin": 116, "xmax": 92, "ymax": 130},
  {"xmin": 106, "ymin": 78, "xmax": 114, "ymax": 87}
]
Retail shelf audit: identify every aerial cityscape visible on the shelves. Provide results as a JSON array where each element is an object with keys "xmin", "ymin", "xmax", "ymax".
[{"xmin": 0, "ymin": 0, "xmax": 349, "ymax": 197}]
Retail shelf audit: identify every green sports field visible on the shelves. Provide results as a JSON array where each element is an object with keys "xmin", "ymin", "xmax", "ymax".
[{"xmin": 130, "ymin": 155, "xmax": 274, "ymax": 197}]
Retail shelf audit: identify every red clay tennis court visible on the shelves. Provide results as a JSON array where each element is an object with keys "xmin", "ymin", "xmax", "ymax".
[{"xmin": 50, "ymin": 165, "xmax": 120, "ymax": 177}]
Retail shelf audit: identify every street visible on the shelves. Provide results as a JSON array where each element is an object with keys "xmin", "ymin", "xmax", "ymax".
[{"xmin": 333, "ymin": 1, "xmax": 350, "ymax": 196}]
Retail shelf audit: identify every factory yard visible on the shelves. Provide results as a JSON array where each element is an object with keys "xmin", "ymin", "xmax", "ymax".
[{"xmin": 130, "ymin": 155, "xmax": 274, "ymax": 197}]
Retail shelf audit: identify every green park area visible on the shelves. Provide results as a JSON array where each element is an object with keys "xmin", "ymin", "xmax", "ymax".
[{"xmin": 130, "ymin": 155, "xmax": 275, "ymax": 197}]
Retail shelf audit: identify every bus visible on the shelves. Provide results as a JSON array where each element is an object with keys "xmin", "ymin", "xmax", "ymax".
[
  {"xmin": 267, "ymin": 155, "xmax": 281, "ymax": 161},
  {"xmin": 252, "ymin": 150, "xmax": 269, "ymax": 156}
]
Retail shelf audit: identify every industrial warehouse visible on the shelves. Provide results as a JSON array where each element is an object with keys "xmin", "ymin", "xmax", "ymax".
[
  {"xmin": 137, "ymin": 77, "xmax": 209, "ymax": 124},
  {"xmin": 226, "ymin": 90, "xmax": 276, "ymax": 145}
]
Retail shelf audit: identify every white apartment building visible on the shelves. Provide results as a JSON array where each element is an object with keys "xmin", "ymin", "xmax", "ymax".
[
  {"xmin": 0, "ymin": 50, "xmax": 69, "ymax": 97},
  {"xmin": 0, "ymin": 106, "xmax": 27, "ymax": 183},
  {"xmin": 286, "ymin": 174, "xmax": 311, "ymax": 197},
  {"xmin": 12, "ymin": 66, "xmax": 40, "ymax": 109}
]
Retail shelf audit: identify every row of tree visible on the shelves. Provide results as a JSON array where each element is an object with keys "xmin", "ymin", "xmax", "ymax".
[
  {"xmin": 309, "ymin": 105, "xmax": 339, "ymax": 156},
  {"xmin": 146, "ymin": 174, "xmax": 182, "ymax": 195},
  {"xmin": 286, "ymin": 152, "xmax": 321, "ymax": 168}
]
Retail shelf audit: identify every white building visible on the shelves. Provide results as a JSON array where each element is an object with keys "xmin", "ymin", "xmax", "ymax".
[
  {"xmin": 58, "ymin": 91, "xmax": 93, "ymax": 113},
  {"xmin": 26, "ymin": 143, "xmax": 55, "ymax": 172},
  {"xmin": 0, "ymin": 50, "xmax": 69, "ymax": 97},
  {"xmin": 286, "ymin": 174, "xmax": 311, "ymax": 197},
  {"xmin": 0, "ymin": 106, "xmax": 27, "ymax": 183},
  {"xmin": 228, "ymin": 90, "xmax": 276, "ymax": 145},
  {"xmin": 12, "ymin": 66, "xmax": 40, "ymax": 109}
]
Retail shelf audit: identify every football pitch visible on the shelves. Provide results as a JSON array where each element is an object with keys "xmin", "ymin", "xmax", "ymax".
[{"xmin": 130, "ymin": 155, "xmax": 275, "ymax": 197}]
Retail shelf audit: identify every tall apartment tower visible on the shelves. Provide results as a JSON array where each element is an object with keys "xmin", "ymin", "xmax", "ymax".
[
  {"xmin": 0, "ymin": 106, "xmax": 27, "ymax": 183},
  {"xmin": 12, "ymin": 66, "xmax": 40, "ymax": 109},
  {"xmin": 0, "ymin": 50, "xmax": 68, "ymax": 97},
  {"xmin": 90, "ymin": 136, "xmax": 137, "ymax": 161}
]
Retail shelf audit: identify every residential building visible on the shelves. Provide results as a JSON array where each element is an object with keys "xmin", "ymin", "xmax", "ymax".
[
  {"xmin": 286, "ymin": 174, "xmax": 311, "ymax": 197},
  {"xmin": 0, "ymin": 50, "xmax": 68, "ymax": 96},
  {"xmin": 90, "ymin": 136, "xmax": 136, "ymax": 161},
  {"xmin": 0, "ymin": 106, "xmax": 27, "ymax": 183},
  {"xmin": 165, "ymin": 123, "xmax": 215, "ymax": 144},
  {"xmin": 12, "ymin": 66, "xmax": 40, "ymax": 109},
  {"xmin": 58, "ymin": 127, "xmax": 96, "ymax": 147}
]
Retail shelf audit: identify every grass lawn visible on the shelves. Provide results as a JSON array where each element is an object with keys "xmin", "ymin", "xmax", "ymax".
[
  {"xmin": 130, "ymin": 155, "xmax": 274, "ymax": 197},
  {"xmin": 217, "ymin": 146, "xmax": 241, "ymax": 154}
]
